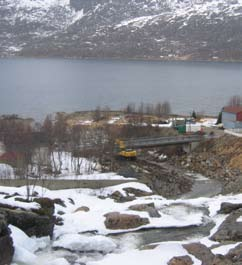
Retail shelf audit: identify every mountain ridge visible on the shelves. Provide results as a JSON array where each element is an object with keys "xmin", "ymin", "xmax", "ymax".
[{"xmin": 1, "ymin": 0, "xmax": 242, "ymax": 61}]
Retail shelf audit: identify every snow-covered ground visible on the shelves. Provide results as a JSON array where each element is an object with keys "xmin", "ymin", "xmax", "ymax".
[
  {"xmin": 225, "ymin": 129, "xmax": 242, "ymax": 138},
  {"xmin": 2, "ymin": 180, "xmax": 242, "ymax": 265},
  {"xmin": 0, "ymin": 151, "xmax": 136, "ymax": 181},
  {"xmin": 0, "ymin": 163, "xmax": 14, "ymax": 178}
]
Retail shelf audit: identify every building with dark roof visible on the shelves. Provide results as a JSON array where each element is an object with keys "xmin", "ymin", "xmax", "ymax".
[{"xmin": 222, "ymin": 106, "xmax": 242, "ymax": 129}]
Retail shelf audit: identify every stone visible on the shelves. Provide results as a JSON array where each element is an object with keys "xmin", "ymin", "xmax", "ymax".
[
  {"xmin": 211, "ymin": 209, "xmax": 242, "ymax": 242},
  {"xmin": 129, "ymin": 203, "xmax": 155, "ymax": 211},
  {"xmin": 33, "ymin": 197, "xmax": 55, "ymax": 217},
  {"xmin": 0, "ymin": 234, "xmax": 14, "ymax": 265},
  {"xmin": 123, "ymin": 187, "xmax": 152, "ymax": 197},
  {"xmin": 212, "ymin": 254, "xmax": 233, "ymax": 265},
  {"xmin": 218, "ymin": 202, "xmax": 242, "ymax": 214},
  {"xmin": 110, "ymin": 191, "xmax": 135, "ymax": 203},
  {"xmin": 74, "ymin": 206, "xmax": 90, "ymax": 213},
  {"xmin": 129, "ymin": 203, "xmax": 161, "ymax": 218},
  {"xmin": 226, "ymin": 243, "xmax": 242, "ymax": 263},
  {"xmin": 0, "ymin": 207, "xmax": 54, "ymax": 238},
  {"xmin": 104, "ymin": 212, "xmax": 149, "ymax": 230},
  {"xmin": 0, "ymin": 214, "xmax": 14, "ymax": 265},
  {"xmin": 168, "ymin": 255, "xmax": 193, "ymax": 265},
  {"xmin": 68, "ymin": 198, "xmax": 75, "ymax": 205},
  {"xmin": 183, "ymin": 243, "xmax": 214, "ymax": 265},
  {"xmin": 53, "ymin": 198, "xmax": 66, "ymax": 208}
]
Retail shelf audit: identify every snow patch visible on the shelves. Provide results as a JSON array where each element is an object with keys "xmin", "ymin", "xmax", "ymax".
[
  {"xmin": 0, "ymin": 163, "xmax": 14, "ymax": 178},
  {"xmin": 53, "ymin": 234, "xmax": 117, "ymax": 253}
]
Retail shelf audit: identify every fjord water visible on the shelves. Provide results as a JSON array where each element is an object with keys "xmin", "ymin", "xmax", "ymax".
[{"xmin": 0, "ymin": 58, "xmax": 242, "ymax": 119}]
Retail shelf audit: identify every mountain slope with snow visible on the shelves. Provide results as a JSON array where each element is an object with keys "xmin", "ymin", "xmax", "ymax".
[{"xmin": 1, "ymin": 0, "xmax": 242, "ymax": 61}]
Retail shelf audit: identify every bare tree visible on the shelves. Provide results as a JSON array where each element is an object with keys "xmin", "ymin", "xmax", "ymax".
[
  {"xmin": 125, "ymin": 103, "xmax": 136, "ymax": 114},
  {"xmin": 145, "ymin": 103, "xmax": 154, "ymax": 115},
  {"xmin": 155, "ymin": 102, "xmax": 163, "ymax": 117},
  {"xmin": 228, "ymin": 95, "xmax": 242, "ymax": 106},
  {"xmin": 102, "ymin": 106, "xmax": 111, "ymax": 120},
  {"xmin": 161, "ymin": 101, "xmax": 172, "ymax": 115},
  {"xmin": 92, "ymin": 106, "xmax": 102, "ymax": 122}
]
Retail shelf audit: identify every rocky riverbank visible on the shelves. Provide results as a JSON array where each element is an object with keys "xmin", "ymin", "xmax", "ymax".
[
  {"xmin": 0, "ymin": 195, "xmax": 56, "ymax": 265},
  {"xmin": 2, "ymin": 176, "xmax": 242, "ymax": 265},
  {"xmin": 171, "ymin": 135, "xmax": 242, "ymax": 194}
]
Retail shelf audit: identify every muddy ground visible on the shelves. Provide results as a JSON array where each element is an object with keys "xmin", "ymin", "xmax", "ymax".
[{"xmin": 102, "ymin": 134, "xmax": 242, "ymax": 198}]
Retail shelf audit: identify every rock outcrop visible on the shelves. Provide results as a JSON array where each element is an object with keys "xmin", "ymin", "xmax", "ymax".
[
  {"xmin": 0, "ymin": 214, "xmax": 14, "ymax": 265},
  {"xmin": 0, "ymin": 207, "xmax": 54, "ymax": 238},
  {"xmin": 211, "ymin": 209, "xmax": 242, "ymax": 242},
  {"xmin": 173, "ymin": 135, "xmax": 242, "ymax": 194},
  {"xmin": 218, "ymin": 202, "xmax": 242, "ymax": 214},
  {"xmin": 0, "ymin": 197, "xmax": 56, "ymax": 238}
]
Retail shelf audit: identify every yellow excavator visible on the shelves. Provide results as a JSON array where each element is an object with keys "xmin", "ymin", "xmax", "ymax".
[{"xmin": 115, "ymin": 139, "xmax": 137, "ymax": 160}]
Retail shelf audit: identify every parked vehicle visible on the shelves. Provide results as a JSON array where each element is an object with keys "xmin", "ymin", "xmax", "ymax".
[{"xmin": 115, "ymin": 139, "xmax": 137, "ymax": 160}]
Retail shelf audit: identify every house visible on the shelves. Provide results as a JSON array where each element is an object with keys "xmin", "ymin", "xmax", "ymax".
[{"xmin": 222, "ymin": 106, "xmax": 242, "ymax": 129}]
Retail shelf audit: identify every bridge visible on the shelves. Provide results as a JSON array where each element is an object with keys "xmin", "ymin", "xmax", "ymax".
[{"xmin": 121, "ymin": 134, "xmax": 205, "ymax": 149}]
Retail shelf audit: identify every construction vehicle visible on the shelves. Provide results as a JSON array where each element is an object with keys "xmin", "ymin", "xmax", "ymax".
[{"xmin": 115, "ymin": 139, "xmax": 137, "ymax": 160}]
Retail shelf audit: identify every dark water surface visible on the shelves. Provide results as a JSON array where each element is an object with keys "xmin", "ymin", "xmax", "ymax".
[{"xmin": 0, "ymin": 58, "xmax": 241, "ymax": 120}]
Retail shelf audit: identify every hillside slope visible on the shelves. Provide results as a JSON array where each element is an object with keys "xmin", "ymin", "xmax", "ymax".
[{"xmin": 175, "ymin": 134, "xmax": 242, "ymax": 193}]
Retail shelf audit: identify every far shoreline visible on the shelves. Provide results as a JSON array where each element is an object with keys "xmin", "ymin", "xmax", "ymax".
[{"xmin": 1, "ymin": 54, "xmax": 242, "ymax": 65}]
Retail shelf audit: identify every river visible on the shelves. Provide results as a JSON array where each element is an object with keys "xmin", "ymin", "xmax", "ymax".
[{"xmin": 0, "ymin": 58, "xmax": 242, "ymax": 120}]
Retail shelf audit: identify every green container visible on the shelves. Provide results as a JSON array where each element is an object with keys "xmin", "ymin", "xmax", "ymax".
[{"xmin": 176, "ymin": 124, "xmax": 186, "ymax": 134}]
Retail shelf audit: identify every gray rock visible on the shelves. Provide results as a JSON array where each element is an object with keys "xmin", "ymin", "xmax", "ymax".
[
  {"xmin": 211, "ymin": 209, "xmax": 242, "ymax": 242},
  {"xmin": 226, "ymin": 243, "xmax": 242, "ymax": 263},
  {"xmin": 123, "ymin": 187, "xmax": 152, "ymax": 197},
  {"xmin": 218, "ymin": 202, "xmax": 242, "ymax": 214},
  {"xmin": 168, "ymin": 255, "xmax": 193, "ymax": 265},
  {"xmin": 110, "ymin": 191, "xmax": 135, "ymax": 203},
  {"xmin": 0, "ymin": 207, "xmax": 54, "ymax": 238},
  {"xmin": 212, "ymin": 254, "xmax": 233, "ymax": 265},
  {"xmin": 129, "ymin": 203, "xmax": 161, "ymax": 218},
  {"xmin": 0, "ymin": 214, "xmax": 14, "ymax": 265},
  {"xmin": 183, "ymin": 243, "xmax": 214, "ymax": 265}
]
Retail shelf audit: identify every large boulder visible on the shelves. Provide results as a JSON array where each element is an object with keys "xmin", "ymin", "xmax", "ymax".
[
  {"xmin": 129, "ymin": 203, "xmax": 161, "ymax": 218},
  {"xmin": 211, "ymin": 209, "xmax": 242, "ymax": 242},
  {"xmin": 218, "ymin": 202, "xmax": 242, "ymax": 214},
  {"xmin": 183, "ymin": 243, "xmax": 214, "ymax": 265},
  {"xmin": 225, "ymin": 243, "xmax": 242, "ymax": 263},
  {"xmin": 110, "ymin": 191, "xmax": 135, "ymax": 203},
  {"xmin": 0, "ymin": 214, "xmax": 14, "ymax": 265},
  {"xmin": 0, "ymin": 207, "xmax": 54, "ymax": 238},
  {"xmin": 104, "ymin": 212, "xmax": 149, "ymax": 230},
  {"xmin": 168, "ymin": 256, "xmax": 193, "ymax": 265},
  {"xmin": 33, "ymin": 197, "xmax": 55, "ymax": 217}
]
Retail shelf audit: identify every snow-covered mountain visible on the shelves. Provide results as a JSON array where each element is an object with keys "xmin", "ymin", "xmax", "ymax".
[{"xmin": 1, "ymin": 0, "xmax": 242, "ymax": 61}]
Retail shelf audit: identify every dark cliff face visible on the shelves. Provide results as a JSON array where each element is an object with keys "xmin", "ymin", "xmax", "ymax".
[{"xmin": 1, "ymin": 0, "xmax": 242, "ymax": 61}]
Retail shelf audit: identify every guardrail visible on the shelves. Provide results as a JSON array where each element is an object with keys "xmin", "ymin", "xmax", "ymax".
[{"xmin": 123, "ymin": 135, "xmax": 204, "ymax": 148}]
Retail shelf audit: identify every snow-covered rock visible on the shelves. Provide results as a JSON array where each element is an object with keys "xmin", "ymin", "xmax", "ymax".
[
  {"xmin": 10, "ymin": 225, "xmax": 50, "ymax": 265},
  {"xmin": 53, "ymin": 234, "xmax": 117, "ymax": 253}
]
